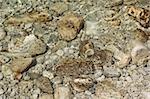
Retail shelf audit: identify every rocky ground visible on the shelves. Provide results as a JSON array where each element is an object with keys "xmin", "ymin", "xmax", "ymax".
[{"xmin": 0, "ymin": 0, "xmax": 150, "ymax": 99}]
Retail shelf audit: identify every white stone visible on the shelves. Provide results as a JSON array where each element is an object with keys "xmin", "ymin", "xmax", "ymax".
[{"xmin": 43, "ymin": 71, "xmax": 54, "ymax": 80}]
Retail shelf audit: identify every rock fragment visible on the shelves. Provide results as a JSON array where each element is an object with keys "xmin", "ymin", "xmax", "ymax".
[
  {"xmin": 57, "ymin": 13, "xmax": 84, "ymax": 41},
  {"xmin": 54, "ymin": 85, "xmax": 72, "ymax": 99},
  {"xmin": 8, "ymin": 34, "xmax": 47, "ymax": 56},
  {"xmin": 36, "ymin": 77, "xmax": 53, "ymax": 94},
  {"xmin": 11, "ymin": 57, "xmax": 33, "ymax": 73}
]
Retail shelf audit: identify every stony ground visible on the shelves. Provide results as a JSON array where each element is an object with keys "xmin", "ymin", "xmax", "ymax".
[{"xmin": 0, "ymin": 0, "xmax": 150, "ymax": 99}]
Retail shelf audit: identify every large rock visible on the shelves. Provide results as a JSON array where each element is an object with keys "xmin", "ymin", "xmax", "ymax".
[{"xmin": 57, "ymin": 13, "xmax": 84, "ymax": 41}]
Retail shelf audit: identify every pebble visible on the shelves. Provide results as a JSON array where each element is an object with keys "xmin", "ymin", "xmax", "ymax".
[
  {"xmin": 57, "ymin": 13, "xmax": 84, "ymax": 41},
  {"xmin": 56, "ymin": 50, "xmax": 64, "ymax": 56},
  {"xmin": 54, "ymin": 85, "xmax": 72, "ymax": 99},
  {"xmin": 43, "ymin": 71, "xmax": 54, "ymax": 80},
  {"xmin": 103, "ymin": 66, "xmax": 121, "ymax": 77}
]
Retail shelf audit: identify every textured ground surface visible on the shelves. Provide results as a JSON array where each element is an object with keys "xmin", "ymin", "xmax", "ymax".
[{"xmin": 0, "ymin": 0, "xmax": 150, "ymax": 99}]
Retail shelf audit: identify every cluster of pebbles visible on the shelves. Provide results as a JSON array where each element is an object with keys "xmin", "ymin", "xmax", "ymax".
[{"xmin": 0, "ymin": 0, "xmax": 150, "ymax": 99}]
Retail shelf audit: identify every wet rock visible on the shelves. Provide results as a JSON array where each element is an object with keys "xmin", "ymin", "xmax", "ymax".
[
  {"xmin": 36, "ymin": 77, "xmax": 53, "ymax": 94},
  {"xmin": 54, "ymin": 85, "xmax": 72, "ymax": 99},
  {"xmin": 57, "ymin": 13, "xmax": 84, "ymax": 41},
  {"xmin": 79, "ymin": 40, "xmax": 94, "ymax": 58},
  {"xmin": 70, "ymin": 77, "xmax": 94, "ymax": 92}
]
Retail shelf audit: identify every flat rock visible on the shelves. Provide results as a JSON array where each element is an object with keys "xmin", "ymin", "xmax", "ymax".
[{"xmin": 11, "ymin": 57, "xmax": 33, "ymax": 73}]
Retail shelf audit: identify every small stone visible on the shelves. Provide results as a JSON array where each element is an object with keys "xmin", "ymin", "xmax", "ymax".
[
  {"xmin": 11, "ymin": 57, "xmax": 33, "ymax": 74},
  {"xmin": 54, "ymin": 85, "xmax": 72, "ymax": 99},
  {"xmin": 0, "ymin": 28, "xmax": 6, "ymax": 40},
  {"xmin": 57, "ymin": 13, "xmax": 84, "ymax": 41},
  {"xmin": 56, "ymin": 50, "xmax": 64, "ymax": 56},
  {"xmin": 36, "ymin": 77, "xmax": 53, "ymax": 94},
  {"xmin": 43, "ymin": 71, "xmax": 54, "ymax": 80}
]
